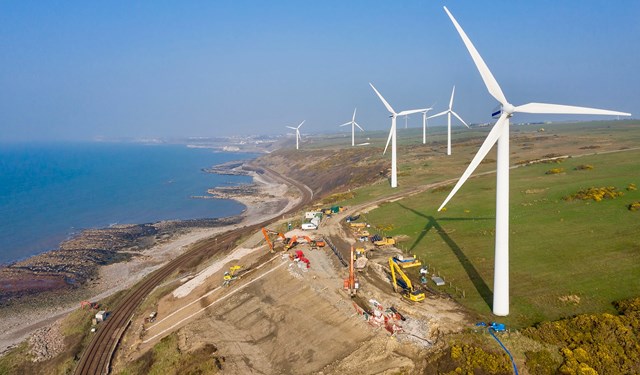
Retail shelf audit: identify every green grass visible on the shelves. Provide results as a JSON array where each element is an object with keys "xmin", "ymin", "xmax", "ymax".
[
  {"xmin": 117, "ymin": 333, "xmax": 220, "ymax": 375},
  {"xmin": 362, "ymin": 147, "xmax": 640, "ymax": 328}
]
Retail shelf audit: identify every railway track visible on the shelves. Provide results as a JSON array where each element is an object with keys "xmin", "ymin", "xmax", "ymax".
[{"xmin": 74, "ymin": 165, "xmax": 313, "ymax": 375}]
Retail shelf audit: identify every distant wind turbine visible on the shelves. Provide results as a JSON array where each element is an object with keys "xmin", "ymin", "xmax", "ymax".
[
  {"xmin": 339, "ymin": 108, "xmax": 364, "ymax": 147},
  {"xmin": 428, "ymin": 86, "xmax": 469, "ymax": 155},
  {"xmin": 285, "ymin": 120, "xmax": 305, "ymax": 150},
  {"xmin": 440, "ymin": 6, "xmax": 631, "ymax": 316},
  {"xmin": 420, "ymin": 108, "xmax": 433, "ymax": 144},
  {"xmin": 369, "ymin": 83, "xmax": 427, "ymax": 188}
]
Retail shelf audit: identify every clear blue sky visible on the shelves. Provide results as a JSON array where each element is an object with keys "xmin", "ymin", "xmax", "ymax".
[{"xmin": 1, "ymin": 1, "xmax": 638, "ymax": 141}]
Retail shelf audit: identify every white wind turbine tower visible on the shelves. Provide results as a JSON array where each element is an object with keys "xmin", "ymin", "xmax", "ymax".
[
  {"xmin": 339, "ymin": 108, "xmax": 364, "ymax": 146},
  {"xmin": 286, "ymin": 120, "xmax": 305, "ymax": 150},
  {"xmin": 370, "ymin": 83, "xmax": 427, "ymax": 188},
  {"xmin": 420, "ymin": 108, "xmax": 433, "ymax": 144},
  {"xmin": 440, "ymin": 6, "xmax": 631, "ymax": 316},
  {"xmin": 428, "ymin": 86, "xmax": 469, "ymax": 155}
]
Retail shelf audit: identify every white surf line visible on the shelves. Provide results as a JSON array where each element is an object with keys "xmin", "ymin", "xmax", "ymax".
[
  {"xmin": 143, "ymin": 259, "xmax": 287, "ymax": 344},
  {"xmin": 149, "ymin": 254, "xmax": 281, "ymax": 330}
]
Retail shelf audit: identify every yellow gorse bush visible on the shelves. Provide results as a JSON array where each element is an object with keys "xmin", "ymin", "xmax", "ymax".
[{"xmin": 563, "ymin": 186, "xmax": 624, "ymax": 202}]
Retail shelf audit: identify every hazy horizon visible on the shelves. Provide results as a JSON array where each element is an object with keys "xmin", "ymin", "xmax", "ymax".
[{"xmin": 1, "ymin": 1, "xmax": 638, "ymax": 142}]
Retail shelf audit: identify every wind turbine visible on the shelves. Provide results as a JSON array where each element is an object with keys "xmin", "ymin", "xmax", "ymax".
[
  {"xmin": 428, "ymin": 86, "xmax": 469, "ymax": 155},
  {"xmin": 420, "ymin": 108, "xmax": 433, "ymax": 144},
  {"xmin": 370, "ymin": 83, "xmax": 427, "ymax": 188},
  {"xmin": 440, "ymin": 6, "xmax": 631, "ymax": 316},
  {"xmin": 285, "ymin": 120, "xmax": 305, "ymax": 150},
  {"xmin": 339, "ymin": 108, "xmax": 364, "ymax": 146}
]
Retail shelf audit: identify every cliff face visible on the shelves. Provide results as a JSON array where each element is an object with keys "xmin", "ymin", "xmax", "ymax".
[{"xmin": 252, "ymin": 147, "xmax": 387, "ymax": 199}]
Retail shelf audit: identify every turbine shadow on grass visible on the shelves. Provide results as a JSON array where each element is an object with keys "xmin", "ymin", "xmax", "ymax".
[{"xmin": 396, "ymin": 202, "xmax": 493, "ymax": 309}]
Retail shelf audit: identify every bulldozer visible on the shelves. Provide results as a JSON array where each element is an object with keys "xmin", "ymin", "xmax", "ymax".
[{"xmin": 388, "ymin": 258, "xmax": 425, "ymax": 302}]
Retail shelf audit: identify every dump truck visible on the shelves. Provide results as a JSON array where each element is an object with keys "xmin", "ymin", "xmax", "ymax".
[{"xmin": 388, "ymin": 258, "xmax": 425, "ymax": 302}]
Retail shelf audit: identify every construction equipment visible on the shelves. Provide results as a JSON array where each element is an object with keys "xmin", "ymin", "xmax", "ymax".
[
  {"xmin": 389, "ymin": 258, "xmax": 425, "ymax": 302},
  {"xmin": 222, "ymin": 265, "xmax": 242, "ymax": 287},
  {"xmin": 294, "ymin": 250, "xmax": 310, "ymax": 268},
  {"xmin": 343, "ymin": 246, "xmax": 359, "ymax": 296},
  {"xmin": 286, "ymin": 235, "xmax": 313, "ymax": 250},
  {"xmin": 261, "ymin": 227, "xmax": 287, "ymax": 253},
  {"xmin": 392, "ymin": 254, "xmax": 422, "ymax": 269},
  {"xmin": 311, "ymin": 239, "xmax": 326, "ymax": 249},
  {"xmin": 374, "ymin": 236, "xmax": 396, "ymax": 247}
]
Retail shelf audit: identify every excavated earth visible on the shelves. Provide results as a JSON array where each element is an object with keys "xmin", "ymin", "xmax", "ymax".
[{"xmin": 113, "ymin": 191, "xmax": 471, "ymax": 374}]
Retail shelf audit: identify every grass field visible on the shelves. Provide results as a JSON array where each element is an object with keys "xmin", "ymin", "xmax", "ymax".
[{"xmin": 333, "ymin": 121, "xmax": 640, "ymax": 328}]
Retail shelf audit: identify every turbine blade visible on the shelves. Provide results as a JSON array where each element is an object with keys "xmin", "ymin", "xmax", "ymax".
[
  {"xmin": 369, "ymin": 83, "xmax": 396, "ymax": 114},
  {"xmin": 427, "ymin": 110, "xmax": 448, "ymax": 119},
  {"xmin": 286, "ymin": 126, "xmax": 297, "ymax": 130},
  {"xmin": 340, "ymin": 121, "xmax": 352, "ymax": 127},
  {"xmin": 354, "ymin": 122, "xmax": 364, "ymax": 131},
  {"xmin": 352, "ymin": 108, "xmax": 357, "ymax": 122},
  {"xmin": 398, "ymin": 108, "xmax": 428, "ymax": 116},
  {"xmin": 449, "ymin": 86, "xmax": 456, "ymax": 109},
  {"xmin": 443, "ymin": 6, "xmax": 508, "ymax": 105},
  {"xmin": 383, "ymin": 123, "xmax": 394, "ymax": 155},
  {"xmin": 515, "ymin": 102, "xmax": 631, "ymax": 116},
  {"xmin": 438, "ymin": 113, "xmax": 508, "ymax": 211},
  {"xmin": 297, "ymin": 120, "xmax": 305, "ymax": 129},
  {"xmin": 452, "ymin": 111, "xmax": 470, "ymax": 128}
]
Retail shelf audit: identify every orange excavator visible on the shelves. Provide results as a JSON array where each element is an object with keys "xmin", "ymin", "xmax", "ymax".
[
  {"xmin": 286, "ymin": 235, "xmax": 313, "ymax": 250},
  {"xmin": 261, "ymin": 227, "xmax": 288, "ymax": 253},
  {"xmin": 343, "ymin": 246, "xmax": 359, "ymax": 297}
]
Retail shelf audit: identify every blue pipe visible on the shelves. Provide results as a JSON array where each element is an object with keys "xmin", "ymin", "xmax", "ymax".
[{"xmin": 488, "ymin": 327, "xmax": 518, "ymax": 375}]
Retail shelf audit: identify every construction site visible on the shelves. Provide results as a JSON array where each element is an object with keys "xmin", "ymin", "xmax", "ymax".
[{"xmin": 106, "ymin": 201, "xmax": 471, "ymax": 374}]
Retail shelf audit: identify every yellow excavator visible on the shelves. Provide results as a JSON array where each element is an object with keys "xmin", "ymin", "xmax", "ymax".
[
  {"xmin": 388, "ymin": 258, "xmax": 425, "ymax": 302},
  {"xmin": 223, "ymin": 265, "xmax": 242, "ymax": 287}
]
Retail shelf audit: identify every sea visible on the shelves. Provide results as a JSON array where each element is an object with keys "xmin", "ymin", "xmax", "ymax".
[{"xmin": 0, "ymin": 142, "xmax": 256, "ymax": 265}]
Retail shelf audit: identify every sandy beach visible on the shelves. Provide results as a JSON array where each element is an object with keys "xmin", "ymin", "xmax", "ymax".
[{"xmin": 0, "ymin": 162, "xmax": 300, "ymax": 355}]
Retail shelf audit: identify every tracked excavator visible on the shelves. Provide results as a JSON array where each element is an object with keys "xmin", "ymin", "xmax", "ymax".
[
  {"xmin": 389, "ymin": 257, "xmax": 425, "ymax": 302},
  {"xmin": 261, "ymin": 227, "xmax": 288, "ymax": 253}
]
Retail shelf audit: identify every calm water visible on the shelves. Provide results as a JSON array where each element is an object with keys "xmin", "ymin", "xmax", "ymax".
[{"xmin": 0, "ymin": 142, "xmax": 255, "ymax": 265}]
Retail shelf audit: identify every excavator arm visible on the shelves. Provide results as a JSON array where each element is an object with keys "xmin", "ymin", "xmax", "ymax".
[
  {"xmin": 388, "ymin": 257, "xmax": 425, "ymax": 302},
  {"xmin": 262, "ymin": 228, "xmax": 275, "ymax": 252}
]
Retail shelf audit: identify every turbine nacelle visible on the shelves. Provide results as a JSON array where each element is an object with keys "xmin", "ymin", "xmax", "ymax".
[{"xmin": 492, "ymin": 103, "xmax": 515, "ymax": 118}]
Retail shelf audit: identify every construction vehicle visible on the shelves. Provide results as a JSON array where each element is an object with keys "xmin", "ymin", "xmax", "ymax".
[
  {"xmin": 286, "ymin": 235, "xmax": 313, "ymax": 250},
  {"xmin": 311, "ymin": 238, "xmax": 326, "ymax": 249},
  {"xmin": 392, "ymin": 254, "xmax": 422, "ymax": 269},
  {"xmin": 343, "ymin": 246, "xmax": 359, "ymax": 296},
  {"xmin": 374, "ymin": 236, "xmax": 396, "ymax": 247},
  {"xmin": 389, "ymin": 258, "xmax": 425, "ymax": 302},
  {"xmin": 350, "ymin": 222, "xmax": 367, "ymax": 229},
  {"xmin": 294, "ymin": 250, "xmax": 310, "ymax": 268},
  {"xmin": 222, "ymin": 265, "xmax": 242, "ymax": 287},
  {"xmin": 261, "ymin": 227, "xmax": 288, "ymax": 253}
]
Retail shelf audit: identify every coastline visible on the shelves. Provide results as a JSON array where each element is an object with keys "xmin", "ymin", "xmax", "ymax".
[{"xmin": 0, "ymin": 160, "xmax": 299, "ymax": 355}]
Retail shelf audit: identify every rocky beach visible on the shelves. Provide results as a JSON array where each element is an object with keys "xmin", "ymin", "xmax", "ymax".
[{"xmin": 0, "ymin": 161, "xmax": 297, "ymax": 355}]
